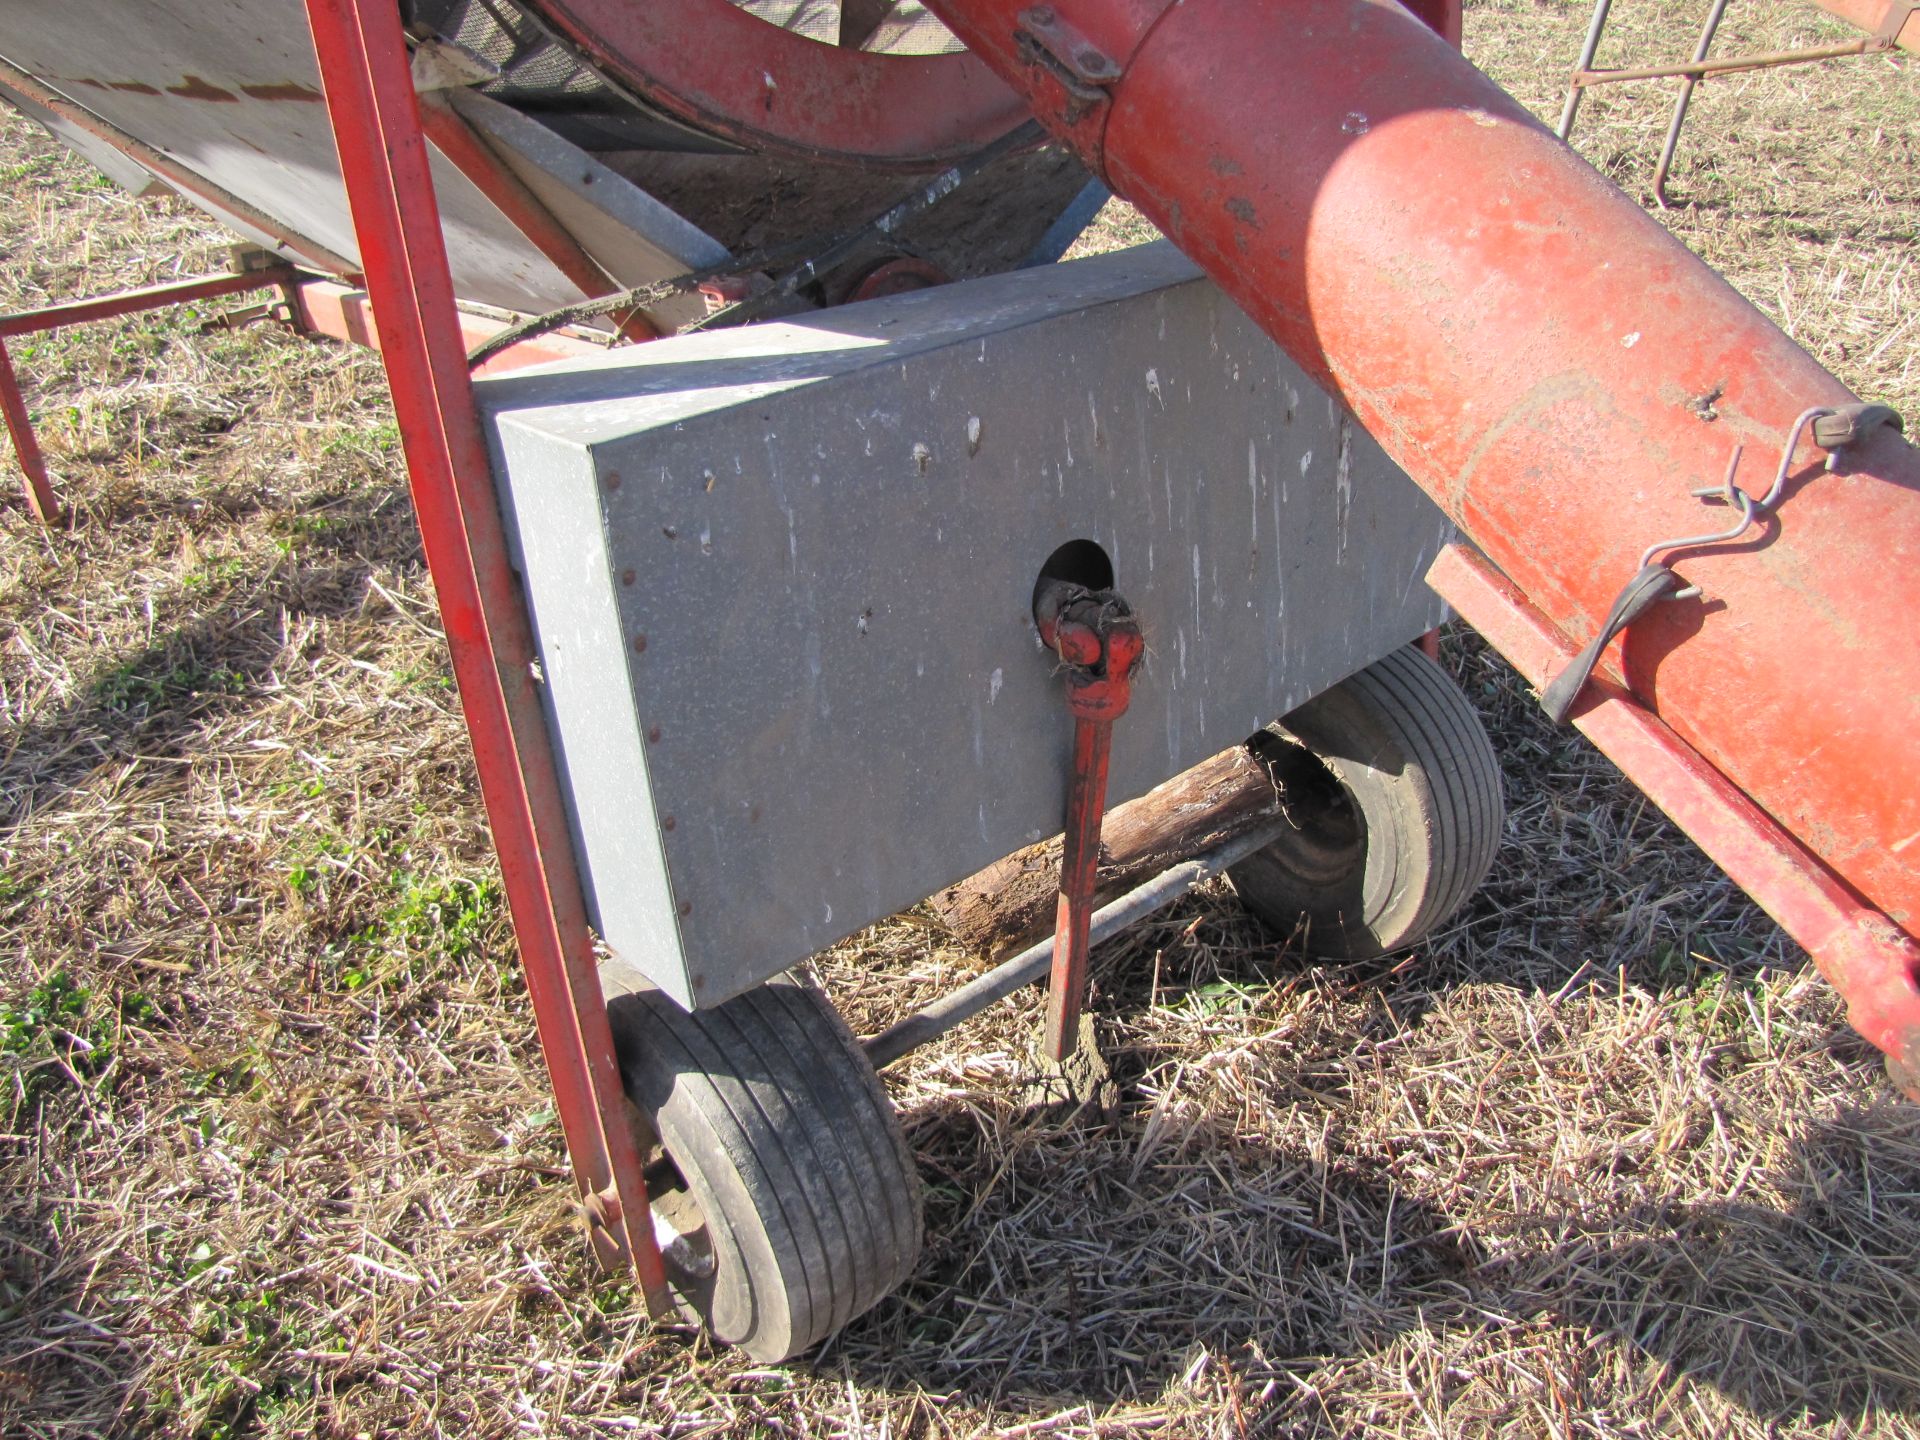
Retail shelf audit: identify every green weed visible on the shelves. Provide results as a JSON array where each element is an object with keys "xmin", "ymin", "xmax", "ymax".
[
  {"xmin": 95, "ymin": 656, "xmax": 247, "ymax": 712},
  {"xmin": 1, "ymin": 972, "xmax": 108, "ymax": 1108},
  {"xmin": 332, "ymin": 872, "xmax": 501, "ymax": 991},
  {"xmin": 183, "ymin": 556, "xmax": 247, "ymax": 591}
]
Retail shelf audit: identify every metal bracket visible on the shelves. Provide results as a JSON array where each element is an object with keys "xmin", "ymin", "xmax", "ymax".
[
  {"xmin": 1875, "ymin": 0, "xmax": 1919, "ymax": 45},
  {"xmin": 1015, "ymin": 6, "xmax": 1120, "ymax": 123}
]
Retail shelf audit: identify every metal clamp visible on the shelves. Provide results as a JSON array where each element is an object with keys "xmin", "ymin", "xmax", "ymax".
[{"xmin": 1542, "ymin": 401, "xmax": 1904, "ymax": 723}]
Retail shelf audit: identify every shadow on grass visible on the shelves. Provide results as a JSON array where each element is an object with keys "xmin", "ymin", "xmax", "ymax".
[
  {"xmin": 830, "ymin": 1082, "xmax": 1918, "ymax": 1431},
  {"xmin": 815, "ymin": 629, "xmax": 1913, "ymax": 1428},
  {"xmin": 0, "ymin": 483, "xmax": 417, "ymax": 833}
]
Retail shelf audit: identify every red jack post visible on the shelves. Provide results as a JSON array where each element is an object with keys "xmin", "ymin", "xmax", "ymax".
[{"xmin": 1034, "ymin": 578, "xmax": 1144, "ymax": 1062}]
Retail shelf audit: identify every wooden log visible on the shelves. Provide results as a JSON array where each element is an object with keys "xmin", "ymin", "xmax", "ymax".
[{"xmin": 929, "ymin": 743, "xmax": 1283, "ymax": 959}]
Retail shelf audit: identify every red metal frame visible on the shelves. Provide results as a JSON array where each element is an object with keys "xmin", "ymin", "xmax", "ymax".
[
  {"xmin": 301, "ymin": 0, "xmax": 669, "ymax": 1310},
  {"xmin": 1813, "ymin": 0, "xmax": 1919, "ymax": 50},
  {"xmin": 0, "ymin": 268, "xmax": 296, "ymax": 338},
  {"xmin": 0, "ymin": 266, "xmax": 618, "ymax": 524},
  {"xmin": 287, "ymin": 279, "xmax": 611, "ymax": 376},
  {"xmin": 1430, "ymin": 543, "xmax": 1920, "ymax": 1099},
  {"xmin": 412, "ymin": 94, "xmax": 658, "ymax": 342},
  {"xmin": 0, "ymin": 341, "xmax": 58, "ymax": 525},
  {"xmin": 1, "ymin": 266, "xmax": 299, "ymax": 524}
]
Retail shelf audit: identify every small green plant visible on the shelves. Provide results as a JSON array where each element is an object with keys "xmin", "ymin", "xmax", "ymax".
[
  {"xmin": 1181, "ymin": 977, "xmax": 1259, "ymax": 1019},
  {"xmin": 319, "ymin": 417, "xmax": 401, "ymax": 459},
  {"xmin": 269, "ymin": 512, "xmax": 341, "ymax": 552},
  {"xmin": 332, "ymin": 872, "xmax": 501, "ymax": 991},
  {"xmin": 0, "ymin": 869, "xmax": 36, "ymax": 918},
  {"xmin": 95, "ymin": 657, "xmax": 247, "ymax": 712},
  {"xmin": 394, "ymin": 659, "xmax": 454, "ymax": 692},
  {"xmin": 1, "ymin": 971, "xmax": 108, "ymax": 1108},
  {"xmin": 1666, "ymin": 960, "xmax": 1775, "ymax": 1043},
  {"xmin": 150, "ymin": 1279, "xmax": 315, "ymax": 1440},
  {"xmin": 183, "ymin": 556, "xmax": 247, "ymax": 591}
]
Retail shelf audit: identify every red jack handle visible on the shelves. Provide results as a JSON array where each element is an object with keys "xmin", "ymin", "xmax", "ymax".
[{"xmin": 1035, "ymin": 579, "xmax": 1145, "ymax": 1061}]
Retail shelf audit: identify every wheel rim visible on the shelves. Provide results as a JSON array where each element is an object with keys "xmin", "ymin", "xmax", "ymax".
[
  {"xmin": 644, "ymin": 1145, "xmax": 746, "ymax": 1334},
  {"xmin": 1249, "ymin": 731, "xmax": 1367, "ymax": 893},
  {"xmin": 515, "ymin": 0, "xmax": 1030, "ymax": 168},
  {"xmin": 646, "ymin": 1162, "xmax": 718, "ymax": 1284}
]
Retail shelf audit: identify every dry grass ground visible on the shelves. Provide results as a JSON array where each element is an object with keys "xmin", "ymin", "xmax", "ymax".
[{"xmin": 0, "ymin": 3, "xmax": 1916, "ymax": 1436}]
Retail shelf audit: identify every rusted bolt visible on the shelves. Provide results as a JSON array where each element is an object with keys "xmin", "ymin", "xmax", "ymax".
[
  {"xmin": 647, "ymin": 725, "xmax": 663, "ymax": 743},
  {"xmin": 633, "ymin": 634, "xmax": 648, "ymax": 653},
  {"xmin": 603, "ymin": 471, "xmax": 622, "ymax": 492},
  {"xmin": 621, "ymin": 568, "xmax": 636, "ymax": 586},
  {"xmin": 582, "ymin": 1184, "xmax": 623, "ymax": 1230},
  {"xmin": 677, "ymin": 899, "xmax": 693, "ymax": 917},
  {"xmin": 662, "ymin": 815, "xmax": 677, "ymax": 832}
]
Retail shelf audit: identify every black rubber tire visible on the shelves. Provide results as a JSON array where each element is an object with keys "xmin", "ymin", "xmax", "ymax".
[
  {"xmin": 1227, "ymin": 645, "xmax": 1503, "ymax": 958},
  {"xmin": 607, "ymin": 974, "xmax": 922, "ymax": 1363}
]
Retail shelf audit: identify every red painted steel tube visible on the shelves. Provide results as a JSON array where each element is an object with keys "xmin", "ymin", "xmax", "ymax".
[
  {"xmin": 0, "ymin": 268, "xmax": 299, "ymax": 338},
  {"xmin": 0, "ymin": 56, "xmax": 359, "ymax": 278},
  {"xmin": 0, "ymin": 338, "xmax": 60, "ymax": 524},
  {"xmin": 1431, "ymin": 543, "xmax": 1920, "ymax": 1100},
  {"xmin": 301, "ymin": 0, "xmax": 669, "ymax": 1311},
  {"xmin": 1044, "ymin": 715, "xmax": 1112, "ymax": 1060},
  {"xmin": 921, "ymin": 3, "xmax": 1920, "ymax": 955},
  {"xmin": 287, "ymin": 279, "xmax": 609, "ymax": 375}
]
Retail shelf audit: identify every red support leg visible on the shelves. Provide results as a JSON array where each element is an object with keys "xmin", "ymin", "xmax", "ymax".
[
  {"xmin": 1034, "ymin": 580, "xmax": 1144, "ymax": 1062},
  {"xmin": 0, "ymin": 338, "xmax": 60, "ymax": 525},
  {"xmin": 1044, "ymin": 713, "xmax": 1115, "ymax": 1060},
  {"xmin": 301, "ymin": 0, "xmax": 669, "ymax": 1310}
]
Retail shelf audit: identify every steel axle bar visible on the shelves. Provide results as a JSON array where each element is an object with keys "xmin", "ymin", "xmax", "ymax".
[{"xmin": 862, "ymin": 820, "xmax": 1291, "ymax": 1070}]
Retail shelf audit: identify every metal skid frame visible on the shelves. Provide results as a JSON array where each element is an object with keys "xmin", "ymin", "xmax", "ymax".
[
  {"xmin": 0, "ymin": 261, "xmax": 302, "ymax": 523},
  {"xmin": 0, "ymin": 261, "xmax": 611, "ymax": 527},
  {"xmin": 1557, "ymin": 0, "xmax": 1919, "ymax": 207}
]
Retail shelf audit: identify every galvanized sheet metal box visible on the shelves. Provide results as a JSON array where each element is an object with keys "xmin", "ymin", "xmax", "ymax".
[{"xmin": 478, "ymin": 244, "xmax": 1451, "ymax": 1009}]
